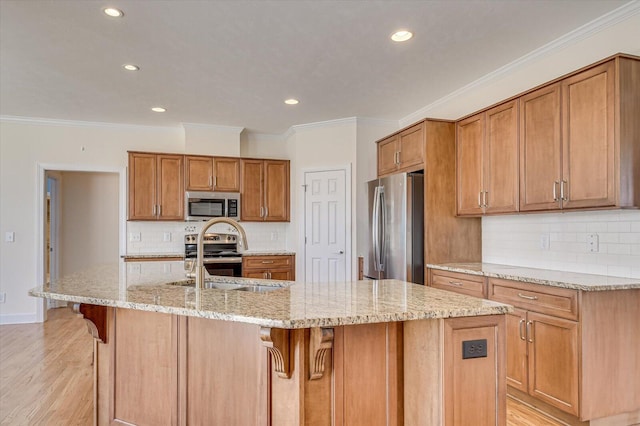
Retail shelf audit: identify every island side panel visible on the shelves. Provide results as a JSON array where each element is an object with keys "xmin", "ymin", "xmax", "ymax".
[
  {"xmin": 110, "ymin": 308, "xmax": 179, "ymax": 425},
  {"xmin": 182, "ymin": 317, "xmax": 268, "ymax": 425}
]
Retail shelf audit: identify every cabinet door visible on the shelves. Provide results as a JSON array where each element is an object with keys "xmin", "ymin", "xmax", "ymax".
[
  {"xmin": 484, "ymin": 100, "xmax": 519, "ymax": 214},
  {"xmin": 128, "ymin": 152, "xmax": 157, "ymax": 220},
  {"xmin": 456, "ymin": 113, "xmax": 484, "ymax": 215},
  {"xmin": 505, "ymin": 308, "xmax": 528, "ymax": 393},
  {"xmin": 157, "ymin": 154, "xmax": 184, "ymax": 220},
  {"xmin": 377, "ymin": 136, "xmax": 398, "ymax": 177},
  {"xmin": 264, "ymin": 160, "xmax": 290, "ymax": 222},
  {"xmin": 185, "ymin": 155, "xmax": 213, "ymax": 191},
  {"xmin": 519, "ymin": 84, "xmax": 562, "ymax": 211},
  {"xmin": 243, "ymin": 270, "xmax": 268, "ymax": 279},
  {"xmin": 213, "ymin": 157, "xmax": 240, "ymax": 192},
  {"xmin": 397, "ymin": 123, "xmax": 424, "ymax": 172},
  {"xmin": 240, "ymin": 159, "xmax": 264, "ymax": 221},
  {"xmin": 562, "ymin": 61, "xmax": 615, "ymax": 209},
  {"xmin": 527, "ymin": 312, "xmax": 579, "ymax": 416}
]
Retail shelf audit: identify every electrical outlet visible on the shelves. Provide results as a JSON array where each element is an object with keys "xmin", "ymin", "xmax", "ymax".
[
  {"xmin": 462, "ymin": 339, "xmax": 487, "ymax": 359},
  {"xmin": 587, "ymin": 233, "xmax": 599, "ymax": 252},
  {"xmin": 129, "ymin": 232, "xmax": 141, "ymax": 242},
  {"xmin": 163, "ymin": 232, "xmax": 172, "ymax": 242},
  {"xmin": 184, "ymin": 225, "xmax": 196, "ymax": 233},
  {"xmin": 0, "ymin": 292, "xmax": 6, "ymax": 303},
  {"xmin": 5, "ymin": 232, "xmax": 15, "ymax": 243},
  {"xmin": 163, "ymin": 264, "xmax": 172, "ymax": 273},
  {"xmin": 540, "ymin": 233, "xmax": 550, "ymax": 250},
  {"xmin": 129, "ymin": 264, "xmax": 141, "ymax": 274}
]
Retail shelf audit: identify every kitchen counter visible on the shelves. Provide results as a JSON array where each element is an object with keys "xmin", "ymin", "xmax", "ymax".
[
  {"xmin": 29, "ymin": 261, "xmax": 510, "ymax": 329},
  {"xmin": 121, "ymin": 253, "xmax": 184, "ymax": 260},
  {"xmin": 240, "ymin": 250, "xmax": 296, "ymax": 256},
  {"xmin": 427, "ymin": 262, "xmax": 640, "ymax": 291}
]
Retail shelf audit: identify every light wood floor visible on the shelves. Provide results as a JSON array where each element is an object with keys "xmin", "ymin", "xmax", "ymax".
[{"xmin": 1, "ymin": 308, "xmax": 564, "ymax": 426}]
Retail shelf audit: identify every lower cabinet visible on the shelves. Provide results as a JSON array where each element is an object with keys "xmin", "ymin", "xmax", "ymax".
[
  {"xmin": 242, "ymin": 255, "xmax": 295, "ymax": 281},
  {"xmin": 429, "ymin": 269, "xmax": 640, "ymax": 423}
]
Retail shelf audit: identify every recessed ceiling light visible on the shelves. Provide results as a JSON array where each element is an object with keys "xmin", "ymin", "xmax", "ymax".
[
  {"xmin": 103, "ymin": 7, "xmax": 124, "ymax": 18},
  {"xmin": 284, "ymin": 99, "xmax": 299, "ymax": 105},
  {"xmin": 151, "ymin": 107, "xmax": 166, "ymax": 113},
  {"xmin": 391, "ymin": 30, "xmax": 413, "ymax": 42},
  {"xmin": 122, "ymin": 64, "xmax": 139, "ymax": 71}
]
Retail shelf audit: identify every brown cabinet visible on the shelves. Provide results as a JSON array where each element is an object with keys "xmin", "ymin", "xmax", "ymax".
[
  {"xmin": 489, "ymin": 278, "xmax": 579, "ymax": 416},
  {"xmin": 185, "ymin": 155, "xmax": 240, "ymax": 192},
  {"xmin": 128, "ymin": 152, "xmax": 184, "ymax": 221},
  {"xmin": 377, "ymin": 122, "xmax": 425, "ymax": 177},
  {"xmin": 429, "ymin": 269, "xmax": 486, "ymax": 299},
  {"xmin": 240, "ymin": 159, "xmax": 290, "ymax": 222},
  {"xmin": 520, "ymin": 57, "xmax": 639, "ymax": 211},
  {"xmin": 242, "ymin": 255, "xmax": 295, "ymax": 280},
  {"xmin": 456, "ymin": 100, "xmax": 519, "ymax": 216}
]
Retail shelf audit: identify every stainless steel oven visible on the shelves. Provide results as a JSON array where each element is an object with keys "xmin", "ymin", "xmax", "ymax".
[
  {"xmin": 184, "ymin": 233, "xmax": 242, "ymax": 278},
  {"xmin": 185, "ymin": 191, "xmax": 240, "ymax": 221}
]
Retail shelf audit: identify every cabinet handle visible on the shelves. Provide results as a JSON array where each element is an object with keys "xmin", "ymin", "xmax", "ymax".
[
  {"xmin": 152, "ymin": 205, "xmax": 156, "ymax": 216},
  {"xmin": 478, "ymin": 191, "xmax": 483, "ymax": 208},
  {"xmin": 448, "ymin": 281, "xmax": 464, "ymax": 287},
  {"xmin": 561, "ymin": 180, "xmax": 567, "ymax": 201},
  {"xmin": 263, "ymin": 272, "xmax": 268, "ymax": 279},
  {"xmin": 265, "ymin": 207, "xmax": 268, "ymax": 218},
  {"xmin": 214, "ymin": 176, "xmax": 217, "ymax": 187},
  {"xmin": 483, "ymin": 191, "xmax": 488, "ymax": 207},
  {"xmin": 209, "ymin": 176, "xmax": 213, "ymax": 187},
  {"xmin": 260, "ymin": 206, "xmax": 264, "ymax": 217},
  {"xmin": 397, "ymin": 151, "xmax": 401, "ymax": 164},
  {"xmin": 518, "ymin": 293, "xmax": 538, "ymax": 300},
  {"xmin": 157, "ymin": 205, "xmax": 161, "ymax": 217},
  {"xmin": 526, "ymin": 321, "xmax": 534, "ymax": 343},
  {"xmin": 268, "ymin": 272, "xmax": 272, "ymax": 279},
  {"xmin": 553, "ymin": 181, "xmax": 559, "ymax": 201},
  {"xmin": 519, "ymin": 319, "xmax": 526, "ymax": 341},
  {"xmin": 261, "ymin": 260, "xmax": 274, "ymax": 264}
]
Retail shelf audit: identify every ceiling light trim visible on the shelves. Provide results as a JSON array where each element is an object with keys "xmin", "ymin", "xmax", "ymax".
[
  {"xmin": 399, "ymin": 0, "xmax": 640, "ymax": 127},
  {"xmin": 103, "ymin": 7, "xmax": 124, "ymax": 18}
]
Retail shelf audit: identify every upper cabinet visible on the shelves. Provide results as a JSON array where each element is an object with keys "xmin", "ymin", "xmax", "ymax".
[
  {"xmin": 457, "ymin": 100, "xmax": 519, "ymax": 216},
  {"xmin": 377, "ymin": 122, "xmax": 425, "ymax": 177},
  {"xmin": 458, "ymin": 54, "xmax": 640, "ymax": 216},
  {"xmin": 240, "ymin": 159, "xmax": 290, "ymax": 222},
  {"xmin": 185, "ymin": 155, "xmax": 240, "ymax": 192},
  {"xmin": 128, "ymin": 152, "xmax": 184, "ymax": 221}
]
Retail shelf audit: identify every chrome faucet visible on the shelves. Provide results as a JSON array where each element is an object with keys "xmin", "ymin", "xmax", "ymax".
[{"xmin": 195, "ymin": 217, "xmax": 249, "ymax": 289}]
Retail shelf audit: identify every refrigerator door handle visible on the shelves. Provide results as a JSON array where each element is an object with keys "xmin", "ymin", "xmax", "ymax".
[
  {"xmin": 379, "ymin": 187, "xmax": 386, "ymax": 272},
  {"xmin": 372, "ymin": 186, "xmax": 380, "ymax": 272}
]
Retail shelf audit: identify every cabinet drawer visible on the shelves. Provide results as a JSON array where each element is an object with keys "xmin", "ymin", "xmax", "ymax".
[
  {"xmin": 488, "ymin": 278, "xmax": 578, "ymax": 320},
  {"xmin": 243, "ymin": 255, "xmax": 293, "ymax": 270},
  {"xmin": 430, "ymin": 270, "xmax": 486, "ymax": 298}
]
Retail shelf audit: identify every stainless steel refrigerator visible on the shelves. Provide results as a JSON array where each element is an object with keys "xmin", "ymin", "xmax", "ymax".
[{"xmin": 365, "ymin": 172, "xmax": 424, "ymax": 284}]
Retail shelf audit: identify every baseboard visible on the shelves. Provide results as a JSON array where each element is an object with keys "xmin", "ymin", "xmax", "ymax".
[{"xmin": 0, "ymin": 312, "xmax": 39, "ymax": 325}]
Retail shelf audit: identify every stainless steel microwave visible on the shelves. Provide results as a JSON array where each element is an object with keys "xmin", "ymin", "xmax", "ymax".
[{"xmin": 185, "ymin": 191, "xmax": 240, "ymax": 221}]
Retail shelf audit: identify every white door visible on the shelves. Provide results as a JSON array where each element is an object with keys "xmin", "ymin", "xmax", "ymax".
[{"xmin": 304, "ymin": 169, "xmax": 348, "ymax": 284}]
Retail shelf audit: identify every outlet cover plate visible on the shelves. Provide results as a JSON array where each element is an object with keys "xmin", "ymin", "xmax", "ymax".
[{"xmin": 462, "ymin": 339, "xmax": 487, "ymax": 359}]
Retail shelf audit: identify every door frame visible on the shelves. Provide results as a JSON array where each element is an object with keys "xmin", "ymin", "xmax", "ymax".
[
  {"xmin": 45, "ymin": 174, "xmax": 65, "ymax": 309},
  {"xmin": 35, "ymin": 163, "xmax": 127, "ymax": 322},
  {"xmin": 298, "ymin": 165, "xmax": 352, "ymax": 283}
]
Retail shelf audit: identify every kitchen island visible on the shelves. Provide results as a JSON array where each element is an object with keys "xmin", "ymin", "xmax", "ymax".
[{"xmin": 30, "ymin": 261, "xmax": 511, "ymax": 426}]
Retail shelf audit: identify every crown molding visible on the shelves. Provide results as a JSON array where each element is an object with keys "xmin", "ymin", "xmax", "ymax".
[
  {"xmin": 181, "ymin": 122, "xmax": 244, "ymax": 134},
  {"xmin": 399, "ymin": 0, "xmax": 640, "ymax": 127},
  {"xmin": 291, "ymin": 116, "xmax": 358, "ymax": 132},
  {"xmin": 0, "ymin": 115, "xmax": 179, "ymax": 131}
]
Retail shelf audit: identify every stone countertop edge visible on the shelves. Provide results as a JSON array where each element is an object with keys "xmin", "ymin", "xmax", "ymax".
[
  {"xmin": 240, "ymin": 251, "xmax": 296, "ymax": 256},
  {"xmin": 426, "ymin": 263, "xmax": 640, "ymax": 292},
  {"xmin": 121, "ymin": 254, "xmax": 184, "ymax": 259}
]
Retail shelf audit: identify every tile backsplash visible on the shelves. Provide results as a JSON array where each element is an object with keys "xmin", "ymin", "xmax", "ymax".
[
  {"xmin": 482, "ymin": 210, "xmax": 640, "ymax": 278},
  {"xmin": 126, "ymin": 221, "xmax": 290, "ymax": 254}
]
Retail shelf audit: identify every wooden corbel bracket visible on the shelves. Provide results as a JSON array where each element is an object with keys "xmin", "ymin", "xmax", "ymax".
[
  {"xmin": 76, "ymin": 304, "xmax": 108, "ymax": 343},
  {"xmin": 260, "ymin": 327, "xmax": 291, "ymax": 379},
  {"xmin": 309, "ymin": 327, "xmax": 334, "ymax": 380}
]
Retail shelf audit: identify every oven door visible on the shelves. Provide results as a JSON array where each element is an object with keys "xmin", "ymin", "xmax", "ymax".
[{"xmin": 185, "ymin": 257, "xmax": 242, "ymax": 278}]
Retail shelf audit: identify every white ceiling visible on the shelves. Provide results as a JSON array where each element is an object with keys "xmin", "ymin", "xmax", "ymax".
[{"xmin": 0, "ymin": 0, "xmax": 631, "ymax": 134}]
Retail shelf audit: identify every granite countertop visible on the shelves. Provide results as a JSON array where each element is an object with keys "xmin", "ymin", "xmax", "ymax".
[
  {"xmin": 427, "ymin": 263, "xmax": 640, "ymax": 292},
  {"xmin": 30, "ymin": 261, "xmax": 510, "ymax": 329},
  {"xmin": 240, "ymin": 250, "xmax": 296, "ymax": 256}
]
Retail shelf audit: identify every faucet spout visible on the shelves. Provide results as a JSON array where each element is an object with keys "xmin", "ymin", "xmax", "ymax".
[{"xmin": 195, "ymin": 217, "xmax": 249, "ymax": 290}]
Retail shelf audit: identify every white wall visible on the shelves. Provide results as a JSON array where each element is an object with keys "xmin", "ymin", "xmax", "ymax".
[
  {"xmin": 183, "ymin": 123, "xmax": 243, "ymax": 156},
  {"xmin": 59, "ymin": 171, "xmax": 119, "ymax": 276}
]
